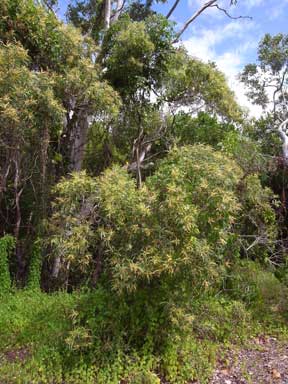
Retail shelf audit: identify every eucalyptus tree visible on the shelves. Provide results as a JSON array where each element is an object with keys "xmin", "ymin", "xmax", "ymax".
[
  {"xmin": 240, "ymin": 34, "xmax": 288, "ymax": 162},
  {"xmin": 0, "ymin": 0, "xmax": 119, "ymax": 281},
  {"xmin": 0, "ymin": 43, "xmax": 64, "ymax": 279},
  {"xmin": 66, "ymin": 0, "xmax": 246, "ymax": 185},
  {"xmin": 240, "ymin": 34, "xmax": 288, "ymax": 263},
  {"xmin": 67, "ymin": 0, "xmax": 246, "ymax": 42},
  {"xmin": 88, "ymin": 14, "xmax": 242, "ymax": 184}
]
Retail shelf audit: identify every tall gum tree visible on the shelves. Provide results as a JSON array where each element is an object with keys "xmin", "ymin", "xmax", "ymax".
[{"xmin": 240, "ymin": 34, "xmax": 288, "ymax": 163}]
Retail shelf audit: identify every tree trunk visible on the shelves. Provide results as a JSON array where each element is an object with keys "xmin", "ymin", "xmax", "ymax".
[
  {"xmin": 13, "ymin": 155, "xmax": 24, "ymax": 282},
  {"xmin": 69, "ymin": 110, "xmax": 89, "ymax": 172},
  {"xmin": 40, "ymin": 122, "xmax": 50, "ymax": 218},
  {"xmin": 104, "ymin": 0, "xmax": 111, "ymax": 29},
  {"xmin": 111, "ymin": 0, "xmax": 124, "ymax": 23},
  {"xmin": 278, "ymin": 118, "xmax": 288, "ymax": 165},
  {"xmin": 52, "ymin": 110, "xmax": 89, "ymax": 280},
  {"xmin": 52, "ymin": 254, "xmax": 61, "ymax": 279}
]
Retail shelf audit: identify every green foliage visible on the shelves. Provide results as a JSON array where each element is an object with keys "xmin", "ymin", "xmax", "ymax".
[
  {"xmin": 221, "ymin": 130, "xmax": 262, "ymax": 170},
  {"xmin": 58, "ymin": 57, "xmax": 121, "ymax": 118},
  {"xmin": 43, "ymin": 144, "xmax": 282, "ymax": 382},
  {"xmin": 67, "ymin": 0, "xmax": 105, "ymax": 42},
  {"xmin": 190, "ymin": 297, "xmax": 251, "ymax": 343},
  {"xmin": 26, "ymin": 238, "xmax": 42, "ymax": 290},
  {"xmin": 95, "ymin": 145, "xmax": 242, "ymax": 294},
  {"xmin": 160, "ymin": 335, "xmax": 216, "ymax": 383},
  {"xmin": 104, "ymin": 19, "xmax": 155, "ymax": 93},
  {"xmin": 84, "ymin": 121, "xmax": 126, "ymax": 174},
  {"xmin": 0, "ymin": 43, "xmax": 64, "ymax": 132},
  {"xmin": 170, "ymin": 111, "xmax": 236, "ymax": 148},
  {"xmin": 0, "ymin": 41, "xmax": 64, "ymax": 268},
  {"xmin": 221, "ymin": 131, "xmax": 278, "ymax": 261},
  {"xmin": 0, "ymin": 0, "xmax": 88, "ymax": 71},
  {"xmin": 243, "ymin": 116, "xmax": 282, "ymax": 158},
  {"xmin": 0, "ymin": 290, "xmax": 78, "ymax": 382},
  {"xmin": 0, "ymin": 235, "xmax": 15, "ymax": 293},
  {"xmin": 101, "ymin": 15, "xmax": 174, "ymax": 97},
  {"xmin": 0, "ymin": 2, "xmax": 287, "ymax": 382},
  {"xmin": 236, "ymin": 174, "xmax": 277, "ymax": 260},
  {"xmin": 48, "ymin": 171, "xmax": 98, "ymax": 278},
  {"xmin": 49, "ymin": 144, "xmax": 277, "ymax": 293},
  {"xmin": 159, "ymin": 298, "xmax": 251, "ymax": 383},
  {"xmin": 227, "ymin": 261, "xmax": 288, "ymax": 321},
  {"xmin": 163, "ymin": 48, "xmax": 242, "ymax": 121},
  {"xmin": 1, "ymin": 288, "xmax": 284, "ymax": 384},
  {"xmin": 240, "ymin": 33, "xmax": 288, "ymax": 117}
]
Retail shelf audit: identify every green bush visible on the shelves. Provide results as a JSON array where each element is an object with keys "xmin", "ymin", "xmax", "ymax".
[
  {"xmin": 39, "ymin": 144, "xmax": 282, "ymax": 383},
  {"xmin": 160, "ymin": 335, "xmax": 216, "ymax": 384},
  {"xmin": 227, "ymin": 260, "xmax": 288, "ymax": 319},
  {"xmin": 26, "ymin": 238, "xmax": 42, "ymax": 290},
  {"xmin": 190, "ymin": 297, "xmax": 251, "ymax": 342},
  {"xmin": 49, "ymin": 144, "xmax": 277, "ymax": 293},
  {"xmin": 0, "ymin": 288, "xmax": 286, "ymax": 384},
  {"xmin": 95, "ymin": 144, "xmax": 243, "ymax": 295},
  {"xmin": 0, "ymin": 235, "xmax": 15, "ymax": 293}
]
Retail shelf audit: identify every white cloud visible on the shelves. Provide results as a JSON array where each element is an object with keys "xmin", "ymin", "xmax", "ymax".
[
  {"xmin": 192, "ymin": 0, "xmax": 233, "ymax": 7},
  {"xmin": 182, "ymin": 23, "xmax": 262, "ymax": 117},
  {"xmin": 242, "ymin": 0, "xmax": 265, "ymax": 8},
  {"xmin": 187, "ymin": 0, "xmax": 250, "ymax": 20},
  {"xmin": 183, "ymin": 20, "xmax": 255, "ymax": 62},
  {"xmin": 216, "ymin": 52, "xmax": 262, "ymax": 117}
]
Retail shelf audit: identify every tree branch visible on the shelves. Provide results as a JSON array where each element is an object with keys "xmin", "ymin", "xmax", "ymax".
[
  {"xmin": 166, "ymin": 0, "xmax": 181, "ymax": 19},
  {"xmin": 211, "ymin": 4, "xmax": 252, "ymax": 20},
  {"xmin": 172, "ymin": 0, "xmax": 250, "ymax": 43},
  {"xmin": 173, "ymin": 0, "xmax": 217, "ymax": 43},
  {"xmin": 104, "ymin": 0, "xmax": 111, "ymax": 29},
  {"xmin": 111, "ymin": 0, "xmax": 126, "ymax": 23}
]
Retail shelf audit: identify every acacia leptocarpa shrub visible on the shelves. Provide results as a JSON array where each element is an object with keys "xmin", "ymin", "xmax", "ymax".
[
  {"xmin": 49, "ymin": 144, "xmax": 277, "ymax": 294},
  {"xmin": 44, "ymin": 145, "xmax": 278, "ymax": 383},
  {"xmin": 96, "ymin": 145, "xmax": 243, "ymax": 294}
]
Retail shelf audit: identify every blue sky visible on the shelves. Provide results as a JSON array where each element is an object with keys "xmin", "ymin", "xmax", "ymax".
[{"xmin": 57, "ymin": 0, "xmax": 288, "ymax": 115}]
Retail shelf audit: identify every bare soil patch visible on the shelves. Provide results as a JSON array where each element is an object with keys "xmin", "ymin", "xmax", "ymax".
[{"xmin": 210, "ymin": 336, "xmax": 288, "ymax": 384}]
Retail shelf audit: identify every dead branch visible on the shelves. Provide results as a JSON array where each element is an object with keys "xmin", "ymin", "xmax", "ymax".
[
  {"xmin": 166, "ymin": 0, "xmax": 181, "ymax": 19},
  {"xmin": 173, "ymin": 0, "xmax": 217, "ymax": 43},
  {"xmin": 211, "ymin": 4, "xmax": 252, "ymax": 20},
  {"xmin": 173, "ymin": 0, "xmax": 250, "ymax": 43}
]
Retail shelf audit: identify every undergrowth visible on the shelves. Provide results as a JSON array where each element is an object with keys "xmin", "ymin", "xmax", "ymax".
[{"xmin": 0, "ymin": 264, "xmax": 287, "ymax": 384}]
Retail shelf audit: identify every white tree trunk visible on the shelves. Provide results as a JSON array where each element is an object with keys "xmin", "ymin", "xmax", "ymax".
[
  {"xmin": 52, "ymin": 256, "xmax": 61, "ymax": 279},
  {"xmin": 278, "ymin": 118, "xmax": 288, "ymax": 164},
  {"xmin": 104, "ymin": 0, "xmax": 111, "ymax": 29},
  {"xmin": 112, "ymin": 0, "xmax": 124, "ymax": 23},
  {"xmin": 70, "ymin": 110, "xmax": 89, "ymax": 172}
]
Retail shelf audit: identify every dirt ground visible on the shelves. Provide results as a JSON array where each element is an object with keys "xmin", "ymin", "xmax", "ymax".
[{"xmin": 210, "ymin": 336, "xmax": 288, "ymax": 384}]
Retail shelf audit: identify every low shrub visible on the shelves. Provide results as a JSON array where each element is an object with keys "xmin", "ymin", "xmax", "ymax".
[
  {"xmin": 0, "ymin": 235, "xmax": 15, "ymax": 293},
  {"xmin": 226, "ymin": 260, "xmax": 288, "ymax": 320}
]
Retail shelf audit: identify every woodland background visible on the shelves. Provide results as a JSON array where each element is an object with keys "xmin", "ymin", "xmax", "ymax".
[{"xmin": 0, "ymin": 0, "xmax": 287, "ymax": 382}]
